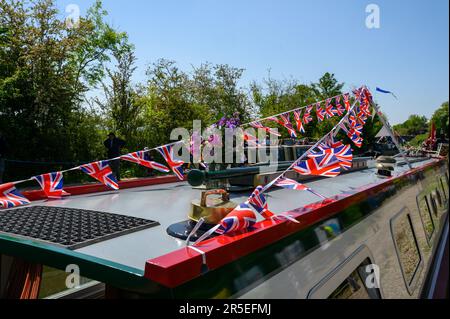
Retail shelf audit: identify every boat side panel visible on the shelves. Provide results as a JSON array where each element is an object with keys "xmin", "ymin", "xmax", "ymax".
[
  {"xmin": 146, "ymin": 160, "xmax": 446, "ymax": 299},
  {"xmin": 145, "ymin": 160, "xmax": 443, "ymax": 289},
  {"xmin": 238, "ymin": 162, "xmax": 448, "ymax": 299}
]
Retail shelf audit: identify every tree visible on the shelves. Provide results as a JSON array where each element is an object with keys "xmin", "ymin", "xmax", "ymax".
[
  {"xmin": 191, "ymin": 63, "xmax": 253, "ymax": 123},
  {"xmin": 138, "ymin": 59, "xmax": 211, "ymax": 147},
  {"xmin": 311, "ymin": 72, "xmax": 344, "ymax": 100},
  {"xmin": 96, "ymin": 40, "xmax": 143, "ymax": 146},
  {"xmin": 0, "ymin": 0, "xmax": 124, "ymax": 180},
  {"xmin": 431, "ymin": 101, "xmax": 449, "ymax": 138},
  {"xmin": 393, "ymin": 115, "xmax": 428, "ymax": 136}
]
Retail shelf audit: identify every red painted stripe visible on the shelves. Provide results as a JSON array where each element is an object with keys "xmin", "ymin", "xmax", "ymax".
[
  {"xmin": 144, "ymin": 160, "xmax": 444, "ymax": 288},
  {"xmin": 23, "ymin": 175, "xmax": 185, "ymax": 201}
]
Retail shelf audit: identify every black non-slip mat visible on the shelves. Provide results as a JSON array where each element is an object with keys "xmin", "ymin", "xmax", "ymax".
[{"xmin": 0, "ymin": 206, "xmax": 159, "ymax": 250}]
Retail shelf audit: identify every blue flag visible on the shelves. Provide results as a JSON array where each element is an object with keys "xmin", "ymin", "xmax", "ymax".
[{"xmin": 376, "ymin": 87, "xmax": 398, "ymax": 99}]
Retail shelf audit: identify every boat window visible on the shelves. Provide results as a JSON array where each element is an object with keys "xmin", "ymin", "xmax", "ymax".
[
  {"xmin": 39, "ymin": 266, "xmax": 94, "ymax": 299},
  {"xmin": 391, "ymin": 211, "xmax": 422, "ymax": 291},
  {"xmin": 434, "ymin": 189, "xmax": 443, "ymax": 210},
  {"xmin": 417, "ymin": 196, "xmax": 435, "ymax": 242},
  {"xmin": 328, "ymin": 259, "xmax": 380, "ymax": 299},
  {"xmin": 428, "ymin": 194, "xmax": 438, "ymax": 217},
  {"xmin": 440, "ymin": 176, "xmax": 448, "ymax": 201}
]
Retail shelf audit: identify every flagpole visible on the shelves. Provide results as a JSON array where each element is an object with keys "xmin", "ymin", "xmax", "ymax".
[{"xmin": 367, "ymin": 98, "xmax": 413, "ymax": 169}]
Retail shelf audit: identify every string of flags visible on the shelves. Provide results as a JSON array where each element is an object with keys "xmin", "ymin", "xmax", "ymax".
[
  {"xmin": 0, "ymin": 86, "xmax": 375, "ymax": 211},
  {"xmin": 192, "ymin": 86, "xmax": 375, "ymax": 245},
  {"xmin": 0, "ymin": 143, "xmax": 185, "ymax": 208}
]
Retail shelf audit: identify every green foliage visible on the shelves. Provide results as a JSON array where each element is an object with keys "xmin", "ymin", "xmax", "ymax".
[
  {"xmin": 250, "ymin": 73, "xmax": 345, "ymax": 139},
  {"xmin": 409, "ymin": 133, "xmax": 429, "ymax": 147},
  {"xmin": 311, "ymin": 72, "xmax": 344, "ymax": 100},
  {"xmin": 393, "ymin": 115, "xmax": 428, "ymax": 136},
  {"xmin": 0, "ymin": 0, "xmax": 123, "ymax": 179},
  {"xmin": 95, "ymin": 39, "xmax": 143, "ymax": 149},
  {"xmin": 431, "ymin": 101, "xmax": 449, "ymax": 137}
]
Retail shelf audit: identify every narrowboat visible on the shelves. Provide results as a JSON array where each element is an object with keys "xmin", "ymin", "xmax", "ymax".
[{"xmin": 0, "ymin": 154, "xmax": 448, "ymax": 299}]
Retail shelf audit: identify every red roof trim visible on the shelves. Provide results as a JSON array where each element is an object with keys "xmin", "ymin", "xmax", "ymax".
[
  {"xmin": 144, "ymin": 160, "xmax": 443, "ymax": 288},
  {"xmin": 22, "ymin": 175, "xmax": 185, "ymax": 201}
]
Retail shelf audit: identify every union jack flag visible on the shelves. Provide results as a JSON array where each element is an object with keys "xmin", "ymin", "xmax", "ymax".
[
  {"xmin": 348, "ymin": 112, "xmax": 357, "ymax": 128},
  {"xmin": 335, "ymin": 96, "xmax": 346, "ymax": 116},
  {"xmin": 316, "ymin": 102, "xmax": 326, "ymax": 122},
  {"xmin": 280, "ymin": 113, "xmax": 297, "ymax": 138},
  {"xmin": 80, "ymin": 161, "xmax": 119, "ymax": 190},
  {"xmin": 359, "ymin": 89, "xmax": 372, "ymax": 109},
  {"xmin": 322, "ymin": 135, "xmax": 345, "ymax": 149},
  {"xmin": 267, "ymin": 116, "xmax": 283, "ymax": 125},
  {"xmin": 275, "ymin": 177, "xmax": 327, "ymax": 199},
  {"xmin": 275, "ymin": 177, "xmax": 309, "ymax": 191},
  {"xmin": 314, "ymin": 143, "xmax": 352, "ymax": 170},
  {"xmin": 335, "ymin": 144, "xmax": 353, "ymax": 170},
  {"xmin": 363, "ymin": 87, "xmax": 374, "ymax": 104},
  {"xmin": 248, "ymin": 185, "xmax": 275, "ymax": 220},
  {"xmin": 157, "ymin": 145, "xmax": 185, "ymax": 180},
  {"xmin": 303, "ymin": 105, "xmax": 313, "ymax": 124},
  {"xmin": 343, "ymin": 93, "xmax": 351, "ymax": 111},
  {"xmin": 0, "ymin": 183, "xmax": 30, "ymax": 209},
  {"xmin": 351, "ymin": 123, "xmax": 364, "ymax": 136},
  {"xmin": 348, "ymin": 131, "xmax": 364, "ymax": 148},
  {"xmin": 293, "ymin": 110, "xmax": 305, "ymax": 134},
  {"xmin": 294, "ymin": 156, "xmax": 341, "ymax": 178},
  {"xmin": 250, "ymin": 122, "xmax": 281, "ymax": 137},
  {"xmin": 243, "ymin": 131, "xmax": 262, "ymax": 147},
  {"xmin": 216, "ymin": 204, "xmax": 257, "ymax": 235},
  {"xmin": 33, "ymin": 172, "xmax": 70, "ymax": 199},
  {"xmin": 357, "ymin": 112, "xmax": 368, "ymax": 126},
  {"xmin": 359, "ymin": 97, "xmax": 372, "ymax": 117},
  {"xmin": 309, "ymin": 146, "xmax": 341, "ymax": 167},
  {"xmin": 325, "ymin": 98, "xmax": 337, "ymax": 118},
  {"xmin": 353, "ymin": 88, "xmax": 362, "ymax": 102},
  {"xmin": 121, "ymin": 151, "xmax": 170, "ymax": 173}
]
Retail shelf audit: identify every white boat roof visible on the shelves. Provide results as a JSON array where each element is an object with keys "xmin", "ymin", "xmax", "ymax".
[{"xmin": 21, "ymin": 158, "xmax": 437, "ymax": 271}]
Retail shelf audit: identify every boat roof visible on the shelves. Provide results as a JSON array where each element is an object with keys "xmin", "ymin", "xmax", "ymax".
[{"xmin": 5, "ymin": 157, "xmax": 438, "ymax": 273}]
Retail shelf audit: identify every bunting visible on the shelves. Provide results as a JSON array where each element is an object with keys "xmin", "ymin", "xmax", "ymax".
[
  {"xmin": 293, "ymin": 110, "xmax": 305, "ymax": 134},
  {"xmin": 250, "ymin": 122, "xmax": 282, "ymax": 137},
  {"xmin": 303, "ymin": 105, "xmax": 313, "ymax": 124},
  {"xmin": 121, "ymin": 151, "xmax": 170, "ymax": 173},
  {"xmin": 311, "ymin": 143, "xmax": 353, "ymax": 170},
  {"xmin": 215, "ymin": 205, "xmax": 257, "ymax": 235},
  {"xmin": 348, "ymin": 130, "xmax": 364, "ymax": 148},
  {"xmin": 248, "ymin": 185, "xmax": 275, "ymax": 220},
  {"xmin": 335, "ymin": 96, "xmax": 345, "ymax": 116},
  {"xmin": 2, "ymin": 86, "xmax": 376, "ymax": 226},
  {"xmin": 316, "ymin": 102, "xmax": 326, "ymax": 122},
  {"xmin": 325, "ymin": 98, "xmax": 337, "ymax": 118},
  {"xmin": 157, "ymin": 145, "xmax": 185, "ymax": 180},
  {"xmin": 279, "ymin": 113, "xmax": 297, "ymax": 138},
  {"xmin": 80, "ymin": 161, "xmax": 119, "ymax": 190},
  {"xmin": 294, "ymin": 156, "xmax": 341, "ymax": 178},
  {"xmin": 243, "ymin": 131, "xmax": 262, "ymax": 147},
  {"xmin": 343, "ymin": 93, "xmax": 351, "ymax": 111},
  {"xmin": 274, "ymin": 177, "xmax": 327, "ymax": 199},
  {"xmin": 0, "ymin": 183, "xmax": 30, "ymax": 209},
  {"xmin": 33, "ymin": 172, "xmax": 70, "ymax": 199}
]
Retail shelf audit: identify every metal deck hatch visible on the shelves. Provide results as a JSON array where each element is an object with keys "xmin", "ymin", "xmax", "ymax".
[{"xmin": 0, "ymin": 206, "xmax": 159, "ymax": 250}]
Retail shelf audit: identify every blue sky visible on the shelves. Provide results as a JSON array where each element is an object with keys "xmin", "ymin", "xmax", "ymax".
[{"xmin": 57, "ymin": 0, "xmax": 448, "ymax": 124}]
